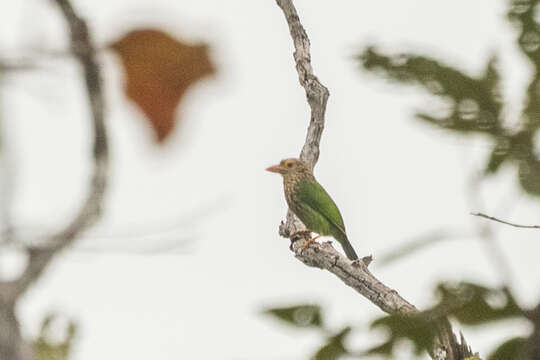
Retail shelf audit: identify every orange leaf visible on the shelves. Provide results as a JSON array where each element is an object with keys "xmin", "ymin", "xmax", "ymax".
[{"xmin": 110, "ymin": 29, "xmax": 216, "ymax": 142}]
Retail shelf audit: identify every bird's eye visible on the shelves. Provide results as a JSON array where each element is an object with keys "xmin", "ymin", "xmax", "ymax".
[{"xmin": 286, "ymin": 162, "xmax": 293, "ymax": 168}]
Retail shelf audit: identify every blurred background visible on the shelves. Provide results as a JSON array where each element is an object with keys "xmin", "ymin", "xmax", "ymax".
[{"xmin": 0, "ymin": 0, "xmax": 539, "ymax": 359}]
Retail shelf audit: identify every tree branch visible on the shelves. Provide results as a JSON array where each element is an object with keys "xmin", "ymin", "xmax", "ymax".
[
  {"xmin": 275, "ymin": 0, "xmax": 329, "ymax": 237},
  {"xmin": 274, "ymin": 1, "xmax": 474, "ymax": 359},
  {"xmin": 291, "ymin": 239, "xmax": 417, "ymax": 313},
  {"xmin": 0, "ymin": 2, "xmax": 108, "ymax": 359},
  {"xmin": 275, "ymin": 0, "xmax": 329, "ymax": 168},
  {"xmin": 0, "ymin": 0, "xmax": 109, "ymax": 301}
]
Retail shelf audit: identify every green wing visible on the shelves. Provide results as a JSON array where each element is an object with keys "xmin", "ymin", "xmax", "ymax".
[{"xmin": 295, "ymin": 179, "xmax": 346, "ymax": 235}]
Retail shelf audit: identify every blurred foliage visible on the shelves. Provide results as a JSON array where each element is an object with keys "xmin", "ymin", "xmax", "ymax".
[
  {"xmin": 366, "ymin": 283, "xmax": 523, "ymax": 358},
  {"xmin": 487, "ymin": 337, "xmax": 527, "ymax": 360},
  {"xmin": 312, "ymin": 327, "xmax": 351, "ymax": 360},
  {"xmin": 264, "ymin": 282, "xmax": 539, "ymax": 359},
  {"xmin": 110, "ymin": 29, "xmax": 216, "ymax": 143},
  {"xmin": 432, "ymin": 283, "xmax": 522, "ymax": 325},
  {"xmin": 358, "ymin": 0, "xmax": 540, "ymax": 196},
  {"xmin": 262, "ymin": 304, "xmax": 353, "ymax": 359},
  {"xmin": 33, "ymin": 314, "xmax": 77, "ymax": 360},
  {"xmin": 263, "ymin": 304, "xmax": 324, "ymax": 328},
  {"xmin": 366, "ymin": 312, "xmax": 437, "ymax": 357}
]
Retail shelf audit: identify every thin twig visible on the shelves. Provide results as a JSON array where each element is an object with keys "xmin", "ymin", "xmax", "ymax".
[
  {"xmin": 466, "ymin": 172, "xmax": 515, "ymax": 289},
  {"xmin": 471, "ymin": 212, "xmax": 540, "ymax": 229}
]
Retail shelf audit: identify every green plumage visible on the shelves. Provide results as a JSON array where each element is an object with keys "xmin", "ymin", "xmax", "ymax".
[{"xmin": 268, "ymin": 158, "xmax": 359, "ymax": 260}]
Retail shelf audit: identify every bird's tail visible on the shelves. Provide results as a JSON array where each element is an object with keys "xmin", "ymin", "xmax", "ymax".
[{"xmin": 335, "ymin": 231, "xmax": 358, "ymax": 260}]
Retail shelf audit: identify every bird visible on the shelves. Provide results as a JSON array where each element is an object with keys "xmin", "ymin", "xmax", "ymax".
[{"xmin": 266, "ymin": 158, "xmax": 359, "ymax": 260}]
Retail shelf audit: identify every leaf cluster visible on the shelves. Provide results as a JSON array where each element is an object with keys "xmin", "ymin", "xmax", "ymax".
[
  {"xmin": 264, "ymin": 282, "xmax": 540, "ymax": 359},
  {"xmin": 358, "ymin": 0, "xmax": 540, "ymax": 195},
  {"xmin": 262, "ymin": 304, "xmax": 352, "ymax": 360}
]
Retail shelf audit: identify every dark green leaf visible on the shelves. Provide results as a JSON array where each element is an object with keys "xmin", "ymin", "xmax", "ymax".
[
  {"xmin": 359, "ymin": 47, "xmax": 502, "ymax": 136},
  {"xmin": 366, "ymin": 313, "xmax": 437, "ymax": 356},
  {"xmin": 263, "ymin": 304, "xmax": 323, "ymax": 328},
  {"xmin": 485, "ymin": 138, "xmax": 512, "ymax": 173},
  {"xmin": 507, "ymin": 0, "xmax": 540, "ymax": 61},
  {"xmin": 312, "ymin": 327, "xmax": 351, "ymax": 360},
  {"xmin": 517, "ymin": 158, "xmax": 540, "ymax": 195},
  {"xmin": 434, "ymin": 283, "xmax": 522, "ymax": 325},
  {"xmin": 34, "ymin": 314, "xmax": 77, "ymax": 360},
  {"xmin": 488, "ymin": 337, "xmax": 527, "ymax": 360}
]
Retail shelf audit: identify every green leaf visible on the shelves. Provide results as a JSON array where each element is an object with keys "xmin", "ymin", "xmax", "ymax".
[
  {"xmin": 508, "ymin": 1, "xmax": 540, "ymax": 131},
  {"xmin": 517, "ymin": 158, "xmax": 540, "ymax": 195},
  {"xmin": 487, "ymin": 337, "xmax": 527, "ymax": 360},
  {"xmin": 416, "ymin": 112, "xmax": 484, "ymax": 133},
  {"xmin": 366, "ymin": 313, "xmax": 437, "ymax": 356},
  {"xmin": 485, "ymin": 138, "xmax": 512, "ymax": 173},
  {"xmin": 312, "ymin": 327, "xmax": 351, "ymax": 360},
  {"xmin": 434, "ymin": 283, "xmax": 522, "ymax": 325},
  {"xmin": 263, "ymin": 304, "xmax": 324, "ymax": 328},
  {"xmin": 359, "ymin": 47, "xmax": 502, "ymax": 135},
  {"xmin": 34, "ymin": 314, "xmax": 77, "ymax": 360},
  {"xmin": 364, "ymin": 283, "xmax": 524, "ymax": 358},
  {"xmin": 482, "ymin": 56, "xmax": 501, "ymax": 101},
  {"xmin": 507, "ymin": 0, "xmax": 540, "ymax": 61}
]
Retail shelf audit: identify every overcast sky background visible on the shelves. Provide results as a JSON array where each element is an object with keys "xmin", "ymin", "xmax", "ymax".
[{"xmin": 1, "ymin": 0, "xmax": 539, "ymax": 359}]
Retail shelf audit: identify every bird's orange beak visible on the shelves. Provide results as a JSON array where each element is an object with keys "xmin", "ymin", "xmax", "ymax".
[{"xmin": 266, "ymin": 164, "xmax": 284, "ymax": 174}]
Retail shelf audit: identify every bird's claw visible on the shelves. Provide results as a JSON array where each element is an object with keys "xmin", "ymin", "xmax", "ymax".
[{"xmin": 300, "ymin": 235, "xmax": 321, "ymax": 250}]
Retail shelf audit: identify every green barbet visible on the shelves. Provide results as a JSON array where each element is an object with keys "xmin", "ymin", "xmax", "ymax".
[{"xmin": 266, "ymin": 158, "xmax": 359, "ymax": 260}]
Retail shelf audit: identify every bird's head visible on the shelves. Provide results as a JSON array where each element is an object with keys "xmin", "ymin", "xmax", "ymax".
[{"xmin": 266, "ymin": 158, "xmax": 311, "ymax": 178}]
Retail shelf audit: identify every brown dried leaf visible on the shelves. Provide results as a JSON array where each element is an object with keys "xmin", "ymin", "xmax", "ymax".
[{"xmin": 111, "ymin": 29, "xmax": 215, "ymax": 142}]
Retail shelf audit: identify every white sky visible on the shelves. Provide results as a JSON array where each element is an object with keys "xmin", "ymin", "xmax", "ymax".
[{"xmin": 1, "ymin": 0, "xmax": 539, "ymax": 359}]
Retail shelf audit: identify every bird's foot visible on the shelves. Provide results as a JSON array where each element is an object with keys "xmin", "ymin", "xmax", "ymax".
[
  {"xmin": 290, "ymin": 229, "xmax": 312, "ymax": 240},
  {"xmin": 300, "ymin": 235, "xmax": 321, "ymax": 250}
]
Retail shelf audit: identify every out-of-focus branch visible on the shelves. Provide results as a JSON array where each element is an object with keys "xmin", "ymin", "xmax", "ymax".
[
  {"xmin": 0, "ymin": 0, "xmax": 109, "ymax": 300},
  {"xmin": 9, "ymin": 0, "xmax": 109, "ymax": 300},
  {"xmin": 0, "ymin": 2, "xmax": 108, "ymax": 357},
  {"xmin": 0, "ymin": 68, "xmax": 13, "ymax": 247},
  {"xmin": 273, "ymin": 1, "xmax": 474, "ymax": 359},
  {"xmin": 0, "ymin": 63, "xmax": 29, "ymax": 360}
]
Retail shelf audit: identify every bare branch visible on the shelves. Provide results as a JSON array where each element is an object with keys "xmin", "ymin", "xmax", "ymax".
[
  {"xmin": 275, "ymin": 0, "xmax": 329, "ymax": 238},
  {"xmin": 1, "ymin": 0, "xmax": 109, "ymax": 301},
  {"xmin": 275, "ymin": 0, "xmax": 329, "ymax": 168},
  {"xmin": 274, "ymin": 1, "xmax": 474, "ymax": 359},
  {"xmin": 471, "ymin": 212, "xmax": 540, "ymax": 229},
  {"xmin": 291, "ymin": 238, "xmax": 416, "ymax": 313}
]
